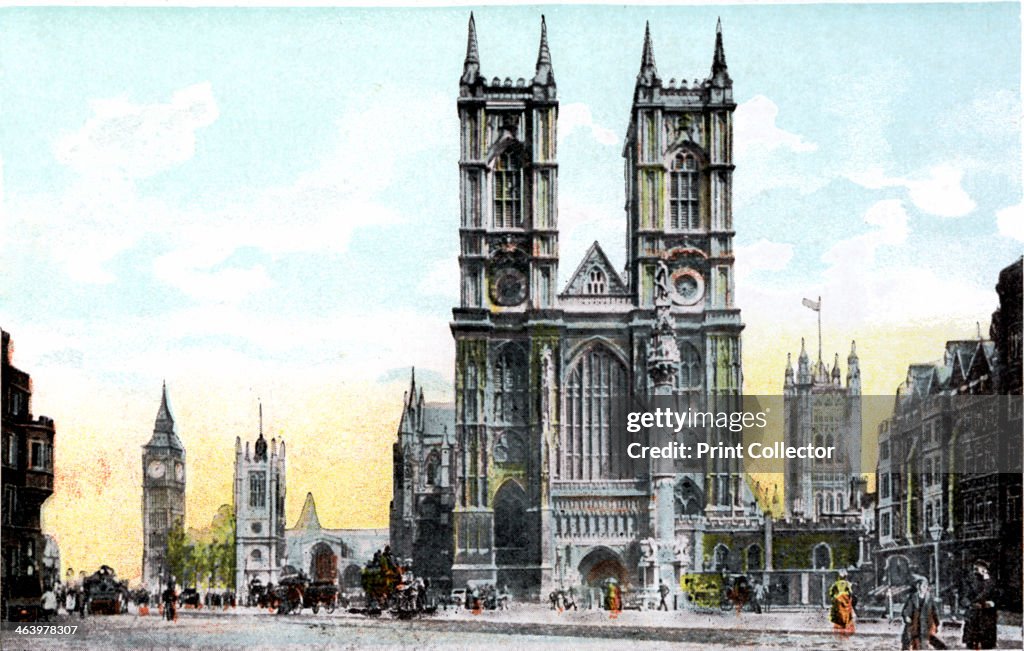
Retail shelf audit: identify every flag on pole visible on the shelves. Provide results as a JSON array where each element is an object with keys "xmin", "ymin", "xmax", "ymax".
[{"xmin": 802, "ymin": 297, "xmax": 821, "ymax": 312}]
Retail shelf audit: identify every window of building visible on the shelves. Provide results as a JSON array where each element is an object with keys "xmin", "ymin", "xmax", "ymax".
[
  {"xmin": 881, "ymin": 512, "xmax": 891, "ymax": 537},
  {"xmin": 678, "ymin": 343, "xmax": 702, "ymax": 390},
  {"xmin": 713, "ymin": 544, "xmax": 730, "ymax": 571},
  {"xmin": 562, "ymin": 345, "xmax": 629, "ymax": 481},
  {"xmin": 746, "ymin": 544, "xmax": 763, "ymax": 571},
  {"xmin": 149, "ymin": 511, "xmax": 167, "ymax": 531},
  {"xmin": 249, "ymin": 471, "xmax": 267, "ymax": 508},
  {"xmin": 250, "ymin": 549, "xmax": 262, "ymax": 563},
  {"xmin": 585, "ymin": 269, "xmax": 606, "ymax": 294},
  {"xmin": 881, "ymin": 473, "xmax": 890, "ymax": 499},
  {"xmin": 2, "ymin": 486, "xmax": 15, "ymax": 525},
  {"xmin": 669, "ymin": 152, "xmax": 699, "ymax": 230},
  {"xmin": 812, "ymin": 543, "xmax": 832, "ymax": 570},
  {"xmin": 30, "ymin": 440, "xmax": 43, "ymax": 469},
  {"xmin": 493, "ymin": 149, "xmax": 523, "ymax": 229},
  {"xmin": 492, "ymin": 346, "xmax": 527, "ymax": 426},
  {"xmin": 3, "ymin": 434, "xmax": 16, "ymax": 467}
]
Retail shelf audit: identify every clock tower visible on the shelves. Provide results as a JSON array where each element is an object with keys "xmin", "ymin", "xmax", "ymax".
[{"xmin": 141, "ymin": 382, "xmax": 186, "ymax": 591}]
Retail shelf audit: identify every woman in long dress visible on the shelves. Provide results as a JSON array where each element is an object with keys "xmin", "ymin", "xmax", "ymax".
[{"xmin": 829, "ymin": 569, "xmax": 855, "ymax": 634}]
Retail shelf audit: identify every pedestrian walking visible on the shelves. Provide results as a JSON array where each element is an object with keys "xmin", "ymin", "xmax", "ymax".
[
  {"xmin": 829, "ymin": 569, "xmax": 855, "ymax": 635},
  {"xmin": 752, "ymin": 580, "xmax": 766, "ymax": 614},
  {"xmin": 658, "ymin": 581, "xmax": 670, "ymax": 611},
  {"xmin": 40, "ymin": 585, "xmax": 57, "ymax": 621},
  {"xmin": 901, "ymin": 577, "xmax": 946, "ymax": 650},
  {"xmin": 961, "ymin": 560, "xmax": 996, "ymax": 650}
]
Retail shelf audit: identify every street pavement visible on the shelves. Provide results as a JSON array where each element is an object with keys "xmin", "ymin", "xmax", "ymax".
[{"xmin": 2, "ymin": 604, "xmax": 1021, "ymax": 650}]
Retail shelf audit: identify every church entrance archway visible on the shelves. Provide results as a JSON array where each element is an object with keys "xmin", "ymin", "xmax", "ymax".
[
  {"xmin": 577, "ymin": 547, "xmax": 629, "ymax": 587},
  {"xmin": 310, "ymin": 542, "xmax": 338, "ymax": 583}
]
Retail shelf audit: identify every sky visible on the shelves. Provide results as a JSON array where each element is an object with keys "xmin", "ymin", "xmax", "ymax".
[{"xmin": 1, "ymin": 4, "xmax": 1021, "ymax": 582}]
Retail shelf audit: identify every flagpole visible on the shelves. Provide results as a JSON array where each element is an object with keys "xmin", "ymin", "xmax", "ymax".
[{"xmin": 817, "ymin": 295, "xmax": 822, "ymax": 363}]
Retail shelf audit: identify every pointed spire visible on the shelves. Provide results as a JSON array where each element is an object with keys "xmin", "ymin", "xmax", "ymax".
[
  {"xmin": 258, "ymin": 401, "xmax": 263, "ymax": 438},
  {"xmin": 533, "ymin": 15, "xmax": 554, "ymax": 86},
  {"xmin": 712, "ymin": 17, "xmax": 727, "ymax": 73},
  {"xmin": 155, "ymin": 380, "xmax": 174, "ymax": 431},
  {"xmin": 832, "ymin": 352, "xmax": 842, "ymax": 380},
  {"xmin": 799, "ymin": 337, "xmax": 809, "ymax": 360},
  {"xmin": 710, "ymin": 17, "xmax": 731, "ymax": 88},
  {"xmin": 637, "ymin": 21, "xmax": 660, "ymax": 86},
  {"xmin": 461, "ymin": 13, "xmax": 481, "ymax": 86},
  {"xmin": 849, "ymin": 340, "xmax": 858, "ymax": 359},
  {"xmin": 465, "ymin": 13, "xmax": 479, "ymax": 65}
]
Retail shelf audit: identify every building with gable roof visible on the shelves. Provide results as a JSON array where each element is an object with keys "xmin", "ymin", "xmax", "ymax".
[
  {"xmin": 873, "ymin": 257, "xmax": 1022, "ymax": 610},
  {"xmin": 286, "ymin": 492, "xmax": 388, "ymax": 591}
]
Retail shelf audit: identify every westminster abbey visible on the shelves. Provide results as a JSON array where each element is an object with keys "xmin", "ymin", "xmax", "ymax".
[{"xmin": 392, "ymin": 15, "xmax": 754, "ymax": 599}]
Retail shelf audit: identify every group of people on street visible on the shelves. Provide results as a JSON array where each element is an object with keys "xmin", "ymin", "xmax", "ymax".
[
  {"xmin": 827, "ymin": 560, "xmax": 999, "ymax": 650},
  {"xmin": 900, "ymin": 560, "xmax": 998, "ymax": 651}
]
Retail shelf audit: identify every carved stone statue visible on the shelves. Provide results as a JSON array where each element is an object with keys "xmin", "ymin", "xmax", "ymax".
[
  {"xmin": 654, "ymin": 260, "xmax": 671, "ymax": 303},
  {"xmin": 673, "ymin": 537, "xmax": 690, "ymax": 565},
  {"xmin": 640, "ymin": 537, "xmax": 658, "ymax": 565}
]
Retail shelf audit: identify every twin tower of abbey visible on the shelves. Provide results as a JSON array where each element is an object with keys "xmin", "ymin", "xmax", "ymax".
[{"xmin": 389, "ymin": 16, "xmax": 853, "ymax": 599}]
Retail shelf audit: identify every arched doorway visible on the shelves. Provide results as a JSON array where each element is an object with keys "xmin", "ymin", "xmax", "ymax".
[
  {"xmin": 310, "ymin": 542, "xmax": 338, "ymax": 583},
  {"xmin": 494, "ymin": 481, "xmax": 529, "ymax": 566},
  {"xmin": 578, "ymin": 547, "xmax": 629, "ymax": 587}
]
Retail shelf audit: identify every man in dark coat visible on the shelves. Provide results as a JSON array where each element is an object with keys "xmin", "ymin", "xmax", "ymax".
[
  {"xmin": 961, "ymin": 560, "xmax": 997, "ymax": 650},
  {"xmin": 901, "ymin": 577, "xmax": 945, "ymax": 650}
]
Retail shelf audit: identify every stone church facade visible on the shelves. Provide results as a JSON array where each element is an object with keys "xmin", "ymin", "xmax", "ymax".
[
  {"xmin": 394, "ymin": 16, "xmax": 753, "ymax": 600},
  {"xmin": 233, "ymin": 409, "xmax": 287, "ymax": 595}
]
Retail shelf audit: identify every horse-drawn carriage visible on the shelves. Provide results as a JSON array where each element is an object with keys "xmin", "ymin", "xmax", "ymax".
[
  {"xmin": 356, "ymin": 548, "xmax": 432, "ymax": 617},
  {"xmin": 84, "ymin": 565, "xmax": 129, "ymax": 615}
]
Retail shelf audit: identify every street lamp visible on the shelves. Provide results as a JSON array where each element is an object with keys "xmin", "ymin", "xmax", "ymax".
[{"xmin": 928, "ymin": 525, "xmax": 942, "ymax": 613}]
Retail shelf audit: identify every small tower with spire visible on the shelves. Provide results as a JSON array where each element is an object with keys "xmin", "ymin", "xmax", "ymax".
[
  {"xmin": 233, "ymin": 401, "xmax": 286, "ymax": 601},
  {"xmin": 142, "ymin": 382, "xmax": 186, "ymax": 591}
]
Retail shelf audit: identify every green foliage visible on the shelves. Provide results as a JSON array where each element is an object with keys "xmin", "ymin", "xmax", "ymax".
[{"xmin": 168, "ymin": 505, "xmax": 236, "ymax": 591}]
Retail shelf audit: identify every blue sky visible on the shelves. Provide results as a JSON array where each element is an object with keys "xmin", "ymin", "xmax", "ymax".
[{"xmin": 2, "ymin": 3, "xmax": 1021, "ymax": 392}]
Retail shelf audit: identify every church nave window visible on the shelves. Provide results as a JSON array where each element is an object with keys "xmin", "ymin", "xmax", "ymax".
[
  {"xmin": 585, "ymin": 269, "xmax": 606, "ymax": 294},
  {"xmin": 493, "ymin": 149, "xmax": 523, "ymax": 229},
  {"xmin": 669, "ymin": 152, "xmax": 700, "ymax": 230}
]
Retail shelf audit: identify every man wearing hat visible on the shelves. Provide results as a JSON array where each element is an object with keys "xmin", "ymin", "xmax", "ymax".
[
  {"xmin": 961, "ymin": 560, "xmax": 996, "ymax": 650},
  {"xmin": 901, "ymin": 576, "xmax": 945, "ymax": 650}
]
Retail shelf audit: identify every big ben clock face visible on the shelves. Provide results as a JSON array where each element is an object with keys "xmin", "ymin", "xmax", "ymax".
[
  {"xmin": 491, "ymin": 267, "xmax": 527, "ymax": 306},
  {"xmin": 147, "ymin": 460, "xmax": 166, "ymax": 479},
  {"xmin": 175, "ymin": 462, "xmax": 184, "ymax": 482}
]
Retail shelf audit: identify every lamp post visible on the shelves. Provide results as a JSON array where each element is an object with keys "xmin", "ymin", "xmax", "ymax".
[{"xmin": 928, "ymin": 525, "xmax": 942, "ymax": 613}]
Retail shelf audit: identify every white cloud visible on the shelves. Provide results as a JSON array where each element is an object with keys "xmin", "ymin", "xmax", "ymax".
[
  {"xmin": 54, "ymin": 83, "xmax": 218, "ymax": 179},
  {"xmin": 996, "ymin": 203, "xmax": 1024, "ymax": 242},
  {"xmin": 559, "ymin": 103, "xmax": 618, "ymax": 146},
  {"xmin": 849, "ymin": 165, "xmax": 975, "ymax": 218},
  {"xmin": 735, "ymin": 239, "xmax": 794, "ymax": 281},
  {"xmin": 153, "ymin": 243, "xmax": 272, "ymax": 304},
  {"xmin": 734, "ymin": 95, "xmax": 817, "ymax": 157}
]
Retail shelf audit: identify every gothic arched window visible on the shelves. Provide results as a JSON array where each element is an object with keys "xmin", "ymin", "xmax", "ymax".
[
  {"xmin": 812, "ymin": 542, "xmax": 832, "ymax": 569},
  {"xmin": 493, "ymin": 149, "xmax": 523, "ymax": 229},
  {"xmin": 713, "ymin": 543, "xmax": 730, "ymax": 571},
  {"xmin": 585, "ymin": 269, "xmax": 606, "ymax": 294},
  {"xmin": 678, "ymin": 343, "xmax": 702, "ymax": 389},
  {"xmin": 562, "ymin": 345, "xmax": 629, "ymax": 480},
  {"xmin": 493, "ymin": 346, "xmax": 527, "ymax": 425},
  {"xmin": 669, "ymin": 151, "xmax": 699, "ymax": 230}
]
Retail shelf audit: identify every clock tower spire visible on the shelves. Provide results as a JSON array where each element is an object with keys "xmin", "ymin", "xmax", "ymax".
[{"xmin": 142, "ymin": 382, "xmax": 186, "ymax": 591}]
